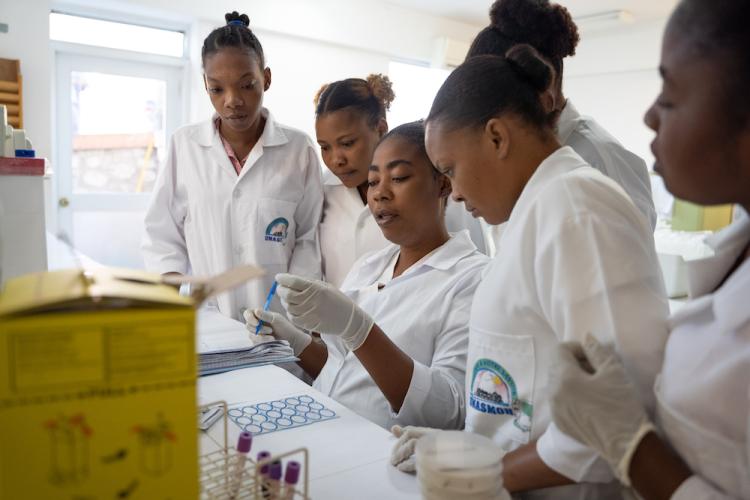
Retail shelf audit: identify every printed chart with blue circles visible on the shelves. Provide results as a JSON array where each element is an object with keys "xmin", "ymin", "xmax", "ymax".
[{"xmin": 228, "ymin": 395, "xmax": 338, "ymax": 435}]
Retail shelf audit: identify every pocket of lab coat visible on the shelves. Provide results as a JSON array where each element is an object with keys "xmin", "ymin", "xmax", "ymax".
[
  {"xmin": 655, "ymin": 378, "xmax": 750, "ymax": 498},
  {"xmin": 256, "ymin": 198, "xmax": 297, "ymax": 267},
  {"xmin": 465, "ymin": 326, "xmax": 536, "ymax": 449}
]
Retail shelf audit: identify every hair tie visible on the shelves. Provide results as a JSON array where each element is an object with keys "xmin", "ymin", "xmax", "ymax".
[{"xmin": 228, "ymin": 20, "xmax": 245, "ymax": 26}]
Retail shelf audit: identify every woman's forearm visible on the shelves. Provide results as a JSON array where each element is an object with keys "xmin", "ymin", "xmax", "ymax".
[
  {"xmin": 629, "ymin": 432, "xmax": 692, "ymax": 500},
  {"xmin": 354, "ymin": 324, "xmax": 414, "ymax": 412},
  {"xmin": 297, "ymin": 338, "xmax": 328, "ymax": 379},
  {"xmin": 502, "ymin": 440, "xmax": 573, "ymax": 492}
]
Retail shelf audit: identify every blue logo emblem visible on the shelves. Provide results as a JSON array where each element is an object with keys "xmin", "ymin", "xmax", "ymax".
[
  {"xmin": 469, "ymin": 358, "xmax": 533, "ymax": 432},
  {"xmin": 265, "ymin": 217, "xmax": 289, "ymax": 243}
]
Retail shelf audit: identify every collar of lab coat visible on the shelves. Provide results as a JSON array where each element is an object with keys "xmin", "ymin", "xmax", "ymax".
[
  {"xmin": 346, "ymin": 230, "xmax": 478, "ymax": 288},
  {"xmin": 190, "ymin": 107, "xmax": 288, "ymax": 148},
  {"xmin": 506, "ymin": 145, "xmax": 588, "ymax": 224},
  {"xmin": 671, "ymin": 211, "xmax": 750, "ymax": 332},
  {"xmin": 323, "ymin": 168, "xmax": 343, "ymax": 186},
  {"xmin": 556, "ymin": 100, "xmax": 581, "ymax": 144}
]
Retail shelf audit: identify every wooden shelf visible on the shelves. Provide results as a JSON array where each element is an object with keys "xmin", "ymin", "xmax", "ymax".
[{"xmin": 0, "ymin": 58, "xmax": 22, "ymax": 129}]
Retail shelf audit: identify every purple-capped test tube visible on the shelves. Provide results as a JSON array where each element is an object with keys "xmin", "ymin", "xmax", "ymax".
[
  {"xmin": 282, "ymin": 461, "xmax": 301, "ymax": 499},
  {"xmin": 228, "ymin": 432, "xmax": 252, "ymax": 498},
  {"xmin": 257, "ymin": 451, "xmax": 271, "ymax": 498},
  {"xmin": 269, "ymin": 461, "xmax": 282, "ymax": 498}
]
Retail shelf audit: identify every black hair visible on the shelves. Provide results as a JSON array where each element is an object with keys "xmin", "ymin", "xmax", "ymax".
[
  {"xmin": 427, "ymin": 45, "xmax": 554, "ymax": 132},
  {"xmin": 380, "ymin": 120, "xmax": 436, "ymax": 173},
  {"xmin": 466, "ymin": 0, "xmax": 579, "ymax": 76},
  {"xmin": 201, "ymin": 11, "xmax": 265, "ymax": 68},
  {"xmin": 670, "ymin": 0, "xmax": 750, "ymax": 127},
  {"xmin": 314, "ymin": 74, "xmax": 395, "ymax": 127}
]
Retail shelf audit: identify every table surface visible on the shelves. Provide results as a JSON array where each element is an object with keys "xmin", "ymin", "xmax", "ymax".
[{"xmin": 198, "ymin": 365, "xmax": 420, "ymax": 499}]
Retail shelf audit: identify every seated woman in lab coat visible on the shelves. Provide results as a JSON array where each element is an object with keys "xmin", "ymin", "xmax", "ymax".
[
  {"xmin": 468, "ymin": 0, "xmax": 656, "ymax": 239},
  {"xmin": 390, "ymin": 46, "xmax": 669, "ymax": 498},
  {"xmin": 548, "ymin": 1, "xmax": 750, "ymax": 498},
  {"xmin": 314, "ymin": 75, "xmax": 488, "ymax": 289},
  {"xmin": 142, "ymin": 12, "xmax": 322, "ymax": 321},
  {"xmin": 245, "ymin": 121, "xmax": 489, "ymax": 429}
]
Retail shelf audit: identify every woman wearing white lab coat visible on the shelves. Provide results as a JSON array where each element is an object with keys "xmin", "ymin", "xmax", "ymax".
[
  {"xmin": 246, "ymin": 121, "xmax": 489, "ymax": 429},
  {"xmin": 142, "ymin": 13, "xmax": 323, "ymax": 320},
  {"xmin": 468, "ymin": 0, "xmax": 656, "ymax": 254},
  {"xmin": 549, "ymin": 1, "xmax": 750, "ymax": 498},
  {"xmin": 314, "ymin": 75, "xmax": 488, "ymax": 288},
  {"xmin": 390, "ymin": 47, "xmax": 669, "ymax": 497}
]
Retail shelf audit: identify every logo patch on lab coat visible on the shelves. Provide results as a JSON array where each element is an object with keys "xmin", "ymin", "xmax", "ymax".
[
  {"xmin": 265, "ymin": 217, "xmax": 289, "ymax": 244},
  {"xmin": 469, "ymin": 358, "xmax": 533, "ymax": 431}
]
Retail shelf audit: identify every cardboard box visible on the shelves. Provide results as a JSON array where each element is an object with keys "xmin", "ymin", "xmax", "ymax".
[{"xmin": 0, "ymin": 265, "xmax": 261, "ymax": 499}]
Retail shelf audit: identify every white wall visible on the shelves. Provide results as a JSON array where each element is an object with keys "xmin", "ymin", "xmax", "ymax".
[{"xmin": 563, "ymin": 19, "xmax": 667, "ymax": 168}]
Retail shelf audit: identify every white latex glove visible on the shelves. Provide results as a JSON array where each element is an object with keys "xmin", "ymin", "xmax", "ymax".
[
  {"xmin": 390, "ymin": 425, "xmax": 438, "ymax": 473},
  {"xmin": 243, "ymin": 309, "xmax": 312, "ymax": 356},
  {"xmin": 275, "ymin": 273, "xmax": 374, "ymax": 351},
  {"xmin": 549, "ymin": 334, "xmax": 655, "ymax": 486}
]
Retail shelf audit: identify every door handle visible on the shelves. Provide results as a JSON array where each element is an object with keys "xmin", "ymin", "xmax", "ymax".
[{"xmin": 58, "ymin": 197, "xmax": 70, "ymax": 208}]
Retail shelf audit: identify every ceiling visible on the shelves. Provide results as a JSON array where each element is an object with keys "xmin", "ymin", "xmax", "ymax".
[{"xmin": 384, "ymin": 0, "xmax": 678, "ymax": 27}]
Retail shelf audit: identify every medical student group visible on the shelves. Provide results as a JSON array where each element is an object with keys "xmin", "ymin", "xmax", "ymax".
[{"xmin": 142, "ymin": 0, "xmax": 749, "ymax": 498}]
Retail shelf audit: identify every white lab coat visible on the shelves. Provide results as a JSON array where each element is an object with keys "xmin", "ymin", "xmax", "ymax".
[
  {"xmin": 314, "ymin": 230, "xmax": 489, "ymax": 429},
  {"xmin": 142, "ymin": 109, "xmax": 323, "ymax": 320},
  {"xmin": 657, "ymin": 212, "xmax": 749, "ymax": 499},
  {"xmin": 465, "ymin": 147, "xmax": 669, "ymax": 498},
  {"xmin": 482, "ymin": 101, "xmax": 656, "ymax": 257},
  {"xmin": 319, "ymin": 170, "xmax": 391, "ymax": 288},
  {"xmin": 319, "ymin": 170, "xmax": 489, "ymax": 288}
]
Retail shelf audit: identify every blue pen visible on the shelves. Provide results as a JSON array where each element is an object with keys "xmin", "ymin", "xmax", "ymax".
[{"xmin": 254, "ymin": 281, "xmax": 278, "ymax": 335}]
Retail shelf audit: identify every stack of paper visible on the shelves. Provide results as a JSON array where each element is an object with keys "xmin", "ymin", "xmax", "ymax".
[{"xmin": 197, "ymin": 308, "xmax": 297, "ymax": 376}]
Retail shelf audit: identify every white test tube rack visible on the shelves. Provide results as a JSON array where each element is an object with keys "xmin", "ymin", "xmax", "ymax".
[{"xmin": 199, "ymin": 401, "xmax": 310, "ymax": 500}]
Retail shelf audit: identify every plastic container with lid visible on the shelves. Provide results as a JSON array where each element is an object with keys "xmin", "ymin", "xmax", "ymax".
[{"xmin": 416, "ymin": 430, "xmax": 510, "ymax": 500}]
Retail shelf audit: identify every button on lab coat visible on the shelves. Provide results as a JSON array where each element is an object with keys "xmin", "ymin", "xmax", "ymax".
[
  {"xmin": 314, "ymin": 230, "xmax": 489, "ymax": 429},
  {"xmin": 319, "ymin": 171, "xmax": 489, "ymax": 288},
  {"xmin": 142, "ymin": 109, "xmax": 323, "ymax": 320},
  {"xmin": 658, "ymin": 213, "xmax": 750, "ymax": 499},
  {"xmin": 466, "ymin": 147, "xmax": 669, "ymax": 498}
]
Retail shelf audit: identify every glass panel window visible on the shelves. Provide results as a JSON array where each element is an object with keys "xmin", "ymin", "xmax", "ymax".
[
  {"xmin": 50, "ymin": 13, "xmax": 184, "ymax": 58},
  {"xmin": 71, "ymin": 71, "xmax": 167, "ymax": 194}
]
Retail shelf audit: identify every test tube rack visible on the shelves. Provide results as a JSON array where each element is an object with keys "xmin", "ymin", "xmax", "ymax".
[{"xmin": 199, "ymin": 401, "xmax": 310, "ymax": 500}]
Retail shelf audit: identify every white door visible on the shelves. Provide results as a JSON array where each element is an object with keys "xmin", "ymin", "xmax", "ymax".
[{"xmin": 55, "ymin": 52, "xmax": 183, "ymax": 268}]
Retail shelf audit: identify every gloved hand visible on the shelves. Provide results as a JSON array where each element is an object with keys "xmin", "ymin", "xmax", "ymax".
[
  {"xmin": 243, "ymin": 309, "xmax": 312, "ymax": 356},
  {"xmin": 390, "ymin": 425, "xmax": 438, "ymax": 473},
  {"xmin": 549, "ymin": 334, "xmax": 655, "ymax": 486},
  {"xmin": 275, "ymin": 273, "xmax": 374, "ymax": 351}
]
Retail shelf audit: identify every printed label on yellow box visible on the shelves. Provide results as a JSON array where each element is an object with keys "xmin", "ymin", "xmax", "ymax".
[{"xmin": 0, "ymin": 308, "xmax": 198, "ymax": 499}]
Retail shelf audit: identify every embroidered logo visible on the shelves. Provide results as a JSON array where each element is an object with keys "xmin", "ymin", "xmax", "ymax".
[
  {"xmin": 265, "ymin": 217, "xmax": 289, "ymax": 244},
  {"xmin": 469, "ymin": 358, "xmax": 533, "ymax": 431}
]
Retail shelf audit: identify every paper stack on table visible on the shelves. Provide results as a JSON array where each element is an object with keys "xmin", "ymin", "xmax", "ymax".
[{"xmin": 197, "ymin": 308, "xmax": 297, "ymax": 376}]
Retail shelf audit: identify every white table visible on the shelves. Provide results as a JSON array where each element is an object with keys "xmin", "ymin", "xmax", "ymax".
[{"xmin": 198, "ymin": 365, "xmax": 420, "ymax": 499}]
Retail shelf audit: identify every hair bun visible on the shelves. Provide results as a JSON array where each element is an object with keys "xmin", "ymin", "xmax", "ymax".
[
  {"xmin": 365, "ymin": 74, "xmax": 395, "ymax": 111},
  {"xmin": 505, "ymin": 44, "xmax": 553, "ymax": 92},
  {"xmin": 225, "ymin": 11, "xmax": 250, "ymax": 28},
  {"xmin": 489, "ymin": 0, "xmax": 579, "ymax": 61},
  {"xmin": 313, "ymin": 83, "xmax": 330, "ymax": 107}
]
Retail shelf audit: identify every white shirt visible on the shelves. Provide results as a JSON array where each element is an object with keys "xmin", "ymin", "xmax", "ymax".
[
  {"xmin": 481, "ymin": 101, "xmax": 657, "ymax": 257},
  {"xmin": 465, "ymin": 147, "xmax": 669, "ymax": 496},
  {"xmin": 660, "ymin": 213, "xmax": 750, "ymax": 500},
  {"xmin": 319, "ymin": 170, "xmax": 390, "ymax": 288},
  {"xmin": 142, "ymin": 109, "xmax": 323, "ymax": 320},
  {"xmin": 314, "ymin": 230, "xmax": 489, "ymax": 429},
  {"xmin": 319, "ymin": 170, "xmax": 489, "ymax": 288}
]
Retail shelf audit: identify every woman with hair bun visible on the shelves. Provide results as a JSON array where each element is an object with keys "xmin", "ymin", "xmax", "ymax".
[
  {"xmin": 469, "ymin": 0, "xmax": 656, "ymax": 232},
  {"xmin": 313, "ymin": 75, "xmax": 488, "ymax": 288},
  {"xmin": 390, "ymin": 45, "xmax": 669, "ymax": 499},
  {"xmin": 143, "ymin": 12, "xmax": 323, "ymax": 320}
]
